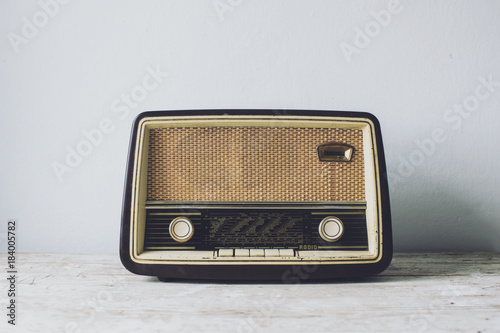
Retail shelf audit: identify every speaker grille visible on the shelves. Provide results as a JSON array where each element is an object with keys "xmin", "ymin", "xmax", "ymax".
[{"xmin": 147, "ymin": 127, "xmax": 365, "ymax": 202}]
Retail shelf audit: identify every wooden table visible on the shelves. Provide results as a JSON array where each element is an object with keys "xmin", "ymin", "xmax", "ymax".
[{"xmin": 1, "ymin": 253, "xmax": 498, "ymax": 332}]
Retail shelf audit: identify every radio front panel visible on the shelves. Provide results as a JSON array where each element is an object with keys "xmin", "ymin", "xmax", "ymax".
[{"xmin": 120, "ymin": 110, "xmax": 392, "ymax": 280}]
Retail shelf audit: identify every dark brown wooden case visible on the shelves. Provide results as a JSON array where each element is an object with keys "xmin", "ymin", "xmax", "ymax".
[{"xmin": 120, "ymin": 110, "xmax": 392, "ymax": 281}]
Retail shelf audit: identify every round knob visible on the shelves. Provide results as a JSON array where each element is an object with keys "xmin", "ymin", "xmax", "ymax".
[
  {"xmin": 319, "ymin": 216, "xmax": 344, "ymax": 242},
  {"xmin": 169, "ymin": 217, "xmax": 194, "ymax": 242}
]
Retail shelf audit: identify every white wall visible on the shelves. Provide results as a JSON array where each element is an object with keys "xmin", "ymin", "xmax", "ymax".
[{"xmin": 1, "ymin": 0, "xmax": 499, "ymax": 253}]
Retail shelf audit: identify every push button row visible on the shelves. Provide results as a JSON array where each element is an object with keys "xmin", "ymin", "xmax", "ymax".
[{"xmin": 218, "ymin": 249, "xmax": 295, "ymax": 257}]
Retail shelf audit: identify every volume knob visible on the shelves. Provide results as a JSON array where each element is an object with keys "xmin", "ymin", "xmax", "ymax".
[
  {"xmin": 319, "ymin": 216, "xmax": 344, "ymax": 242},
  {"xmin": 169, "ymin": 217, "xmax": 194, "ymax": 242}
]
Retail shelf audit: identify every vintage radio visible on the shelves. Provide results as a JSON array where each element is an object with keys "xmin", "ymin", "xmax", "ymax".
[{"xmin": 120, "ymin": 110, "xmax": 392, "ymax": 280}]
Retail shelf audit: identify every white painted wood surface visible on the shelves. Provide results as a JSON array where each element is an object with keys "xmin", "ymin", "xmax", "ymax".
[{"xmin": 1, "ymin": 253, "xmax": 499, "ymax": 332}]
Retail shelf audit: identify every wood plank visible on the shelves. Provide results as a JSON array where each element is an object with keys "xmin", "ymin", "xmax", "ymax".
[{"xmin": 0, "ymin": 253, "xmax": 498, "ymax": 332}]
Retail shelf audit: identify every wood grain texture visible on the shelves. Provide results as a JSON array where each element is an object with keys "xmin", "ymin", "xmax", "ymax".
[{"xmin": 1, "ymin": 253, "xmax": 498, "ymax": 332}]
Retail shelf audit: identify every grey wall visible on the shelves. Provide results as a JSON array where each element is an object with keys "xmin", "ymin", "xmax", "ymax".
[{"xmin": 1, "ymin": 0, "xmax": 499, "ymax": 253}]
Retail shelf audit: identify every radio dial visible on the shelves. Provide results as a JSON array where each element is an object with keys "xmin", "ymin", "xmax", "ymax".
[
  {"xmin": 169, "ymin": 217, "xmax": 194, "ymax": 242},
  {"xmin": 319, "ymin": 216, "xmax": 344, "ymax": 242}
]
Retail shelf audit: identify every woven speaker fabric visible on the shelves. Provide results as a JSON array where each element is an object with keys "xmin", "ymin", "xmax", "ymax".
[{"xmin": 147, "ymin": 127, "xmax": 365, "ymax": 202}]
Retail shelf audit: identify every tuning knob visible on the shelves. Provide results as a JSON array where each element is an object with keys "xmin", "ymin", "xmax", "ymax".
[
  {"xmin": 319, "ymin": 216, "xmax": 344, "ymax": 242},
  {"xmin": 169, "ymin": 217, "xmax": 194, "ymax": 242}
]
